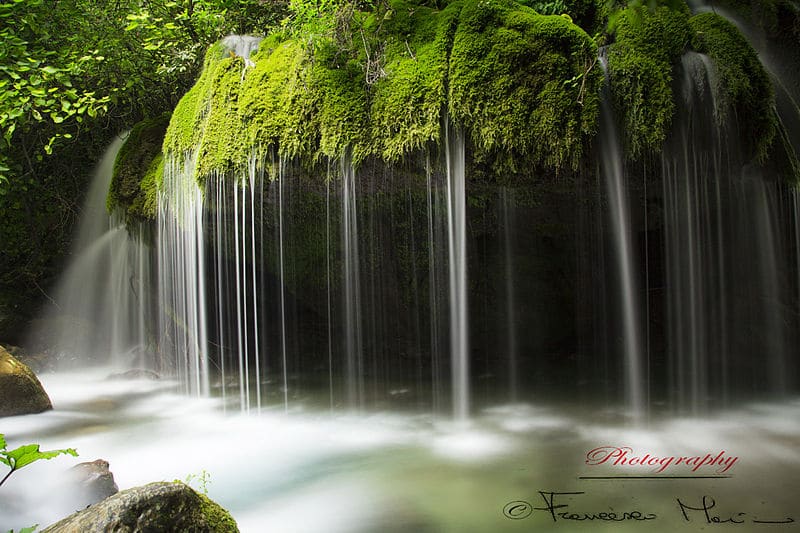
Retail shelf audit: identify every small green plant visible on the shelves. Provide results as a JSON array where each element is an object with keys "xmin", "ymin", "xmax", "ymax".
[
  {"xmin": 0, "ymin": 433, "xmax": 78, "ymax": 488},
  {"xmin": 529, "ymin": 1, "xmax": 568, "ymax": 15},
  {"xmin": 182, "ymin": 469, "xmax": 212, "ymax": 495},
  {"xmin": 6, "ymin": 526, "xmax": 38, "ymax": 533}
]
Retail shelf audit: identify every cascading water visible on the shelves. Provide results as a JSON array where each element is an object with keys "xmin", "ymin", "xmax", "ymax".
[
  {"xmin": 499, "ymin": 187, "xmax": 518, "ymax": 402},
  {"xmin": 158, "ymin": 152, "xmax": 209, "ymax": 395},
  {"xmin": 444, "ymin": 122, "xmax": 470, "ymax": 421},
  {"xmin": 30, "ymin": 134, "xmax": 154, "ymax": 370},
  {"xmin": 598, "ymin": 54, "xmax": 646, "ymax": 420},
  {"xmin": 340, "ymin": 155, "xmax": 365, "ymax": 410},
  {"xmin": 659, "ymin": 50, "xmax": 796, "ymax": 411}
]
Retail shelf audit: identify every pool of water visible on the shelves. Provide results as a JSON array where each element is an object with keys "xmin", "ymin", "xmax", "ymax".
[{"xmin": 2, "ymin": 371, "xmax": 799, "ymax": 532}]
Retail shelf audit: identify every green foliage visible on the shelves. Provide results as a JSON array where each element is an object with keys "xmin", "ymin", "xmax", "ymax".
[
  {"xmin": 6, "ymin": 526, "xmax": 38, "ymax": 533},
  {"xmin": 0, "ymin": 0, "xmax": 290, "ymax": 334},
  {"xmin": 285, "ymin": 0, "xmax": 354, "ymax": 42},
  {"xmin": 528, "ymin": 1, "xmax": 569, "ymax": 15},
  {"xmin": 689, "ymin": 12, "xmax": 776, "ymax": 162},
  {"xmin": 182, "ymin": 469, "xmax": 211, "ymax": 495},
  {"xmin": 0, "ymin": 0, "xmax": 112, "ymax": 186},
  {"xmin": 0, "ymin": 433, "xmax": 78, "ymax": 488}
]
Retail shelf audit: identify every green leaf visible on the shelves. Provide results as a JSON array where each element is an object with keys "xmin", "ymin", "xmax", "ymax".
[
  {"xmin": 4, "ymin": 443, "xmax": 78, "ymax": 471},
  {"xmin": 0, "ymin": 434, "xmax": 5, "ymax": 450}
]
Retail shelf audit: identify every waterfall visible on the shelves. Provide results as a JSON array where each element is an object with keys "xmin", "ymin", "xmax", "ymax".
[
  {"xmin": 341, "ymin": 155, "xmax": 364, "ymax": 410},
  {"xmin": 444, "ymin": 122, "xmax": 469, "ymax": 421},
  {"xmin": 158, "ymin": 152, "xmax": 209, "ymax": 395},
  {"xmin": 500, "ymin": 188, "xmax": 518, "ymax": 402},
  {"xmin": 659, "ymin": 51, "xmax": 796, "ymax": 411},
  {"xmin": 221, "ymin": 35, "xmax": 263, "ymax": 68},
  {"xmin": 598, "ymin": 55, "xmax": 646, "ymax": 419},
  {"xmin": 33, "ymin": 134, "xmax": 154, "ymax": 370}
]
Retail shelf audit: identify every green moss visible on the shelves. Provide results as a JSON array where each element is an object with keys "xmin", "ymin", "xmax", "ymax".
[
  {"xmin": 606, "ymin": 3, "xmax": 690, "ymax": 158},
  {"xmin": 606, "ymin": 48, "xmax": 674, "ymax": 158},
  {"xmin": 614, "ymin": 3, "xmax": 690, "ymax": 64},
  {"xmin": 139, "ymin": 153, "xmax": 164, "ymax": 218},
  {"xmin": 448, "ymin": 0, "xmax": 601, "ymax": 171},
  {"xmin": 525, "ymin": 0, "xmax": 603, "ymax": 34},
  {"xmin": 196, "ymin": 491, "xmax": 239, "ymax": 532},
  {"xmin": 239, "ymin": 38, "xmax": 316, "ymax": 162},
  {"xmin": 108, "ymin": 113, "xmax": 170, "ymax": 222},
  {"xmin": 369, "ymin": 0, "xmax": 463, "ymax": 161},
  {"xmin": 689, "ymin": 12, "xmax": 776, "ymax": 162},
  {"xmin": 312, "ymin": 42, "xmax": 371, "ymax": 163},
  {"xmin": 162, "ymin": 0, "xmax": 602, "ymax": 183}
]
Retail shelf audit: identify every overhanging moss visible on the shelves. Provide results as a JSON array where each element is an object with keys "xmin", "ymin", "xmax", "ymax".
[
  {"xmin": 606, "ymin": 3, "xmax": 691, "ymax": 158},
  {"xmin": 108, "ymin": 113, "xmax": 170, "ymax": 222},
  {"xmin": 162, "ymin": 0, "xmax": 603, "ymax": 184},
  {"xmin": 448, "ymin": 0, "xmax": 601, "ymax": 171},
  {"xmin": 689, "ymin": 12, "xmax": 776, "ymax": 162},
  {"xmin": 368, "ymin": 0, "xmax": 463, "ymax": 161}
]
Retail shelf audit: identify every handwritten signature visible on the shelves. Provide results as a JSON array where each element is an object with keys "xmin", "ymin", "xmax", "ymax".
[{"xmin": 503, "ymin": 492, "xmax": 795, "ymax": 525}]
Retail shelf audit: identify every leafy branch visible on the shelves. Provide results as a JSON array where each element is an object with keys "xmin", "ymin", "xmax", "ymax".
[{"xmin": 0, "ymin": 433, "xmax": 78, "ymax": 488}]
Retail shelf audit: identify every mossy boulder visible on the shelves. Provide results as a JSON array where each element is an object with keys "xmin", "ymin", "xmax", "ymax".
[
  {"xmin": 689, "ymin": 12, "xmax": 776, "ymax": 162},
  {"xmin": 0, "ymin": 345, "xmax": 52, "ymax": 417},
  {"xmin": 606, "ymin": 2, "xmax": 691, "ymax": 158},
  {"xmin": 42, "ymin": 481, "xmax": 238, "ymax": 532},
  {"xmin": 448, "ymin": 0, "xmax": 601, "ymax": 171},
  {"xmin": 108, "ymin": 114, "xmax": 170, "ymax": 222}
]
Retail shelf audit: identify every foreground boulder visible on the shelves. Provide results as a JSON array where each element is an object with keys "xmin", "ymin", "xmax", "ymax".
[
  {"xmin": 42, "ymin": 481, "xmax": 238, "ymax": 532},
  {"xmin": 0, "ymin": 345, "xmax": 52, "ymax": 416}
]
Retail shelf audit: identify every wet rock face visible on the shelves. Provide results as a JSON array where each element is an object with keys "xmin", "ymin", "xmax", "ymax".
[
  {"xmin": 41, "ymin": 481, "xmax": 239, "ymax": 533},
  {"xmin": 0, "ymin": 345, "xmax": 52, "ymax": 417}
]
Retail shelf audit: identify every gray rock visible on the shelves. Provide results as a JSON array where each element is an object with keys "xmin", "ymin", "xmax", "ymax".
[
  {"xmin": 0, "ymin": 345, "xmax": 52, "ymax": 417},
  {"xmin": 68, "ymin": 459, "xmax": 119, "ymax": 508},
  {"xmin": 42, "ymin": 481, "xmax": 239, "ymax": 532}
]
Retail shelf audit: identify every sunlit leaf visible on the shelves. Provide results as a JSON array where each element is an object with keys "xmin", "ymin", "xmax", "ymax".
[{"xmin": 5, "ymin": 443, "xmax": 77, "ymax": 470}]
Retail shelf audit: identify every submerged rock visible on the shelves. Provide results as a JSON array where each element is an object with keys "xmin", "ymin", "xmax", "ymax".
[
  {"xmin": 42, "ymin": 481, "xmax": 239, "ymax": 532},
  {"xmin": 0, "ymin": 345, "xmax": 52, "ymax": 417},
  {"xmin": 107, "ymin": 369, "xmax": 161, "ymax": 381}
]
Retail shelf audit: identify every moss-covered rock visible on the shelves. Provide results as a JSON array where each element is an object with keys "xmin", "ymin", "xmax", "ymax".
[
  {"xmin": 163, "ymin": 0, "xmax": 602, "ymax": 184},
  {"xmin": 366, "ymin": 0, "xmax": 462, "ymax": 161},
  {"xmin": 41, "ymin": 481, "xmax": 238, "ymax": 532},
  {"xmin": 689, "ymin": 12, "xmax": 776, "ymax": 162},
  {"xmin": 606, "ymin": 2, "xmax": 691, "ymax": 158},
  {"xmin": 448, "ymin": 0, "xmax": 601, "ymax": 171},
  {"xmin": 108, "ymin": 114, "xmax": 171, "ymax": 222},
  {"xmin": 0, "ymin": 345, "xmax": 52, "ymax": 417}
]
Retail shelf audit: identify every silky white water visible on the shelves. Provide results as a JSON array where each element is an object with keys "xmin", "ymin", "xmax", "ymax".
[{"xmin": 2, "ymin": 372, "xmax": 799, "ymax": 532}]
